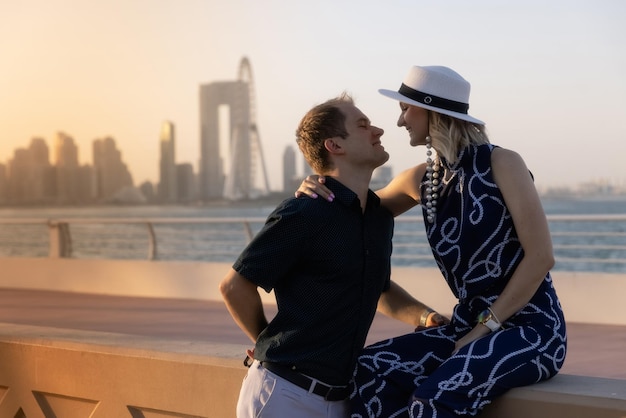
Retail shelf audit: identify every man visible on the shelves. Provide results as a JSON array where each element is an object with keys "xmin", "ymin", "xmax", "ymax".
[{"xmin": 219, "ymin": 93, "xmax": 440, "ymax": 418}]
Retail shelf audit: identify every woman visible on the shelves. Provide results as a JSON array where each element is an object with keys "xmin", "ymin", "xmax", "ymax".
[{"xmin": 296, "ymin": 65, "xmax": 567, "ymax": 417}]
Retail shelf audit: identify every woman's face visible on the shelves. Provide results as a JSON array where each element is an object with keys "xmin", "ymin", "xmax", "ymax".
[{"xmin": 397, "ymin": 103, "xmax": 429, "ymax": 147}]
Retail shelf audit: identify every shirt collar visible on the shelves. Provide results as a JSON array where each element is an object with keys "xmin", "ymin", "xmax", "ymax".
[{"xmin": 324, "ymin": 177, "xmax": 381, "ymax": 211}]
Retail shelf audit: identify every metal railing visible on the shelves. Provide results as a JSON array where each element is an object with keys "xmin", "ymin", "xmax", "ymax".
[{"xmin": 0, "ymin": 215, "xmax": 625, "ymax": 273}]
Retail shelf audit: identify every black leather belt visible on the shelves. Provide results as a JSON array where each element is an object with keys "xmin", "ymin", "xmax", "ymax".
[{"xmin": 260, "ymin": 361, "xmax": 350, "ymax": 401}]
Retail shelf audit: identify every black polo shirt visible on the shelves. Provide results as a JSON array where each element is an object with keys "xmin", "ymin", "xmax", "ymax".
[{"xmin": 233, "ymin": 177, "xmax": 394, "ymax": 386}]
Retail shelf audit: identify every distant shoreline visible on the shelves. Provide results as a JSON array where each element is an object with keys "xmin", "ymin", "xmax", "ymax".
[
  {"xmin": 1, "ymin": 192, "xmax": 626, "ymax": 210},
  {"xmin": 540, "ymin": 194, "xmax": 626, "ymax": 202},
  {"xmin": 0, "ymin": 192, "xmax": 292, "ymax": 210}
]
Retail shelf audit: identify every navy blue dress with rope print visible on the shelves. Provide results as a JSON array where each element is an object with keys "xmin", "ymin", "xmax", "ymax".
[{"xmin": 350, "ymin": 144, "xmax": 567, "ymax": 418}]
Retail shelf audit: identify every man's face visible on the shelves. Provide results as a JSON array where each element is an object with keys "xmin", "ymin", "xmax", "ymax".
[{"xmin": 339, "ymin": 102, "xmax": 389, "ymax": 168}]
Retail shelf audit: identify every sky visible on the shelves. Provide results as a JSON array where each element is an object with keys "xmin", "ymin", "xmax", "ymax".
[{"xmin": 1, "ymin": 0, "xmax": 625, "ymax": 193}]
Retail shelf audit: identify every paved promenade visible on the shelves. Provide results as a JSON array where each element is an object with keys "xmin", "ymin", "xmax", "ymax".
[{"xmin": 1, "ymin": 288, "xmax": 625, "ymax": 380}]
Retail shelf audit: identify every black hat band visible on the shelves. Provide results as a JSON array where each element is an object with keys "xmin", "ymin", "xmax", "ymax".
[{"xmin": 398, "ymin": 83, "xmax": 469, "ymax": 114}]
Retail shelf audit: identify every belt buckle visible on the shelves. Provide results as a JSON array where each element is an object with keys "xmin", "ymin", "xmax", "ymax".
[{"xmin": 309, "ymin": 380, "xmax": 335, "ymax": 401}]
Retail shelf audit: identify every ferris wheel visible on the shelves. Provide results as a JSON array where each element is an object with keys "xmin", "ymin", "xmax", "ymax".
[{"xmin": 223, "ymin": 57, "xmax": 270, "ymax": 200}]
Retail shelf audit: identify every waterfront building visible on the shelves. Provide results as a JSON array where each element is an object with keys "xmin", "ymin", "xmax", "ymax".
[
  {"xmin": 6, "ymin": 138, "xmax": 54, "ymax": 204},
  {"xmin": 158, "ymin": 121, "xmax": 178, "ymax": 203},
  {"xmin": 139, "ymin": 181, "xmax": 156, "ymax": 203},
  {"xmin": 282, "ymin": 145, "xmax": 297, "ymax": 192},
  {"xmin": 54, "ymin": 132, "xmax": 90, "ymax": 204},
  {"xmin": 303, "ymin": 154, "xmax": 314, "ymax": 177},
  {"xmin": 6, "ymin": 149, "xmax": 28, "ymax": 203},
  {"xmin": 198, "ymin": 80, "xmax": 247, "ymax": 200},
  {"xmin": 176, "ymin": 163, "xmax": 196, "ymax": 203},
  {"xmin": 92, "ymin": 137, "xmax": 134, "ymax": 202},
  {"xmin": 370, "ymin": 165, "xmax": 393, "ymax": 191},
  {"xmin": 0, "ymin": 164, "xmax": 6, "ymax": 204},
  {"xmin": 198, "ymin": 57, "xmax": 269, "ymax": 201}
]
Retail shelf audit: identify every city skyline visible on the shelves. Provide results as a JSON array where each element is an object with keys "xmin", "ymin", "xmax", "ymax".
[
  {"xmin": 0, "ymin": 130, "xmax": 623, "ymax": 206},
  {"xmin": 2, "ymin": 1, "xmax": 625, "ymax": 192},
  {"xmin": 0, "ymin": 127, "xmax": 314, "ymax": 205},
  {"xmin": 0, "ymin": 132, "xmax": 136, "ymax": 205}
]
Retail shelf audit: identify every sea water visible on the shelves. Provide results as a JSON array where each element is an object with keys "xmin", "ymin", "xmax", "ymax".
[{"xmin": 0, "ymin": 196, "xmax": 625, "ymax": 273}]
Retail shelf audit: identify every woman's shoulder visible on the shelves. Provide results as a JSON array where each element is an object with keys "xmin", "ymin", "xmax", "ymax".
[
  {"xmin": 470, "ymin": 143, "xmax": 524, "ymax": 166},
  {"xmin": 490, "ymin": 146, "xmax": 525, "ymax": 168},
  {"xmin": 489, "ymin": 147, "xmax": 534, "ymax": 186}
]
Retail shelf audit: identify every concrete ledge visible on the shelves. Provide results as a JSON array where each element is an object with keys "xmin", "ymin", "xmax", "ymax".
[
  {"xmin": 0, "ymin": 323, "xmax": 247, "ymax": 417},
  {"xmin": 1, "ymin": 258, "xmax": 625, "ymax": 325},
  {"xmin": 0, "ymin": 323, "xmax": 624, "ymax": 418},
  {"xmin": 482, "ymin": 375, "xmax": 626, "ymax": 418}
]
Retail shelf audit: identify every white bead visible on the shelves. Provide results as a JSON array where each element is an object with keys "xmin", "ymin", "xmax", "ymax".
[{"xmin": 424, "ymin": 140, "xmax": 441, "ymax": 224}]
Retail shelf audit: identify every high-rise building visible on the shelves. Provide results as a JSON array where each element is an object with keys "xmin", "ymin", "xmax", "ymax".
[
  {"xmin": 29, "ymin": 137, "xmax": 50, "ymax": 167},
  {"xmin": 0, "ymin": 164, "xmax": 6, "ymax": 203},
  {"xmin": 302, "ymin": 153, "xmax": 314, "ymax": 177},
  {"xmin": 7, "ymin": 148, "xmax": 30, "ymax": 203},
  {"xmin": 6, "ymin": 138, "xmax": 53, "ymax": 204},
  {"xmin": 198, "ymin": 80, "xmax": 248, "ymax": 199},
  {"xmin": 92, "ymin": 137, "xmax": 133, "ymax": 201},
  {"xmin": 158, "ymin": 121, "xmax": 177, "ymax": 203},
  {"xmin": 282, "ymin": 145, "xmax": 297, "ymax": 192},
  {"xmin": 30, "ymin": 138, "xmax": 55, "ymax": 202},
  {"xmin": 54, "ymin": 132, "xmax": 79, "ymax": 167},
  {"xmin": 370, "ymin": 166, "xmax": 393, "ymax": 191},
  {"xmin": 139, "ymin": 181, "xmax": 156, "ymax": 203},
  {"xmin": 54, "ymin": 132, "xmax": 81, "ymax": 204},
  {"xmin": 176, "ymin": 163, "xmax": 196, "ymax": 203},
  {"xmin": 198, "ymin": 57, "xmax": 269, "ymax": 201},
  {"xmin": 75, "ymin": 165, "xmax": 95, "ymax": 203}
]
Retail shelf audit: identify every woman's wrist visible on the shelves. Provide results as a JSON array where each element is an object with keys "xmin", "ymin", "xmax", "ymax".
[{"xmin": 476, "ymin": 307, "xmax": 503, "ymax": 332}]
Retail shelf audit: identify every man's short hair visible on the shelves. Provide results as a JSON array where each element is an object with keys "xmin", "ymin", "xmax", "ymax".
[{"xmin": 295, "ymin": 92, "xmax": 353, "ymax": 173}]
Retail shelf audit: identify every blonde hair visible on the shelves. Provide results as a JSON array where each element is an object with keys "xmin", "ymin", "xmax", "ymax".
[{"xmin": 428, "ymin": 112, "xmax": 490, "ymax": 163}]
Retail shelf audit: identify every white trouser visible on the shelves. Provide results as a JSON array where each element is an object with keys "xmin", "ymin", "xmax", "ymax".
[{"xmin": 236, "ymin": 361, "xmax": 349, "ymax": 418}]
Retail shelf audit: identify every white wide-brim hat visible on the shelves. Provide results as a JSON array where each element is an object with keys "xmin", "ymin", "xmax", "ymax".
[{"xmin": 379, "ymin": 65, "xmax": 484, "ymax": 125}]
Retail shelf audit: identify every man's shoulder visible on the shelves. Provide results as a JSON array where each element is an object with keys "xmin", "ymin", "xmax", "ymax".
[{"xmin": 269, "ymin": 195, "xmax": 335, "ymax": 219}]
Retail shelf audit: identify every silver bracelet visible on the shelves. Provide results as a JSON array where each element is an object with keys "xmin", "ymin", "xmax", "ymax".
[
  {"xmin": 419, "ymin": 308, "xmax": 435, "ymax": 327},
  {"xmin": 487, "ymin": 307, "xmax": 502, "ymax": 325}
]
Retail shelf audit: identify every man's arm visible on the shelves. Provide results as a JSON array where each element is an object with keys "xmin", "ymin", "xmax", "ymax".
[
  {"xmin": 377, "ymin": 280, "xmax": 449, "ymax": 328},
  {"xmin": 219, "ymin": 268, "xmax": 269, "ymax": 343}
]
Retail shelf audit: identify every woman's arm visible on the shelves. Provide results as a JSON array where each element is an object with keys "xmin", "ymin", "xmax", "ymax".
[
  {"xmin": 375, "ymin": 164, "xmax": 425, "ymax": 217},
  {"xmin": 454, "ymin": 148, "xmax": 554, "ymax": 352},
  {"xmin": 487, "ymin": 147, "xmax": 555, "ymax": 321},
  {"xmin": 294, "ymin": 164, "xmax": 426, "ymax": 217}
]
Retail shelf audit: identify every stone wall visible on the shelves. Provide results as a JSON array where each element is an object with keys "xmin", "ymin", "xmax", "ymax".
[{"xmin": 0, "ymin": 323, "xmax": 624, "ymax": 418}]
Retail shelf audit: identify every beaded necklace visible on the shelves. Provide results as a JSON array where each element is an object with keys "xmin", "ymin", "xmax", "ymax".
[{"xmin": 424, "ymin": 136, "xmax": 441, "ymax": 224}]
